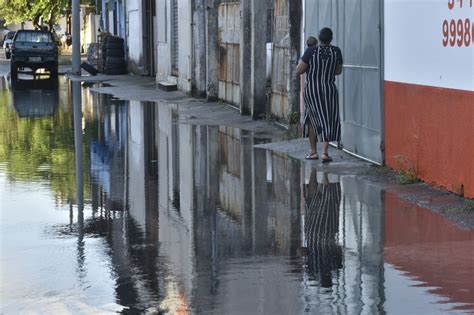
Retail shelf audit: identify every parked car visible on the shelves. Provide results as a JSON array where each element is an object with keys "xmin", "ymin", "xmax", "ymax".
[
  {"xmin": 10, "ymin": 30, "xmax": 59, "ymax": 80},
  {"xmin": 0, "ymin": 28, "xmax": 10, "ymax": 45},
  {"xmin": 3, "ymin": 31, "xmax": 16, "ymax": 59}
]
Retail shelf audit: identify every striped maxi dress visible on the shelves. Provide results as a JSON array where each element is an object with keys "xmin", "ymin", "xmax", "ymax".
[
  {"xmin": 304, "ymin": 178, "xmax": 342, "ymax": 288},
  {"xmin": 302, "ymin": 45, "xmax": 343, "ymax": 142}
]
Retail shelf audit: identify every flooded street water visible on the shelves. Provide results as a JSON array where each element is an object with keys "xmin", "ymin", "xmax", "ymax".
[{"xmin": 0, "ymin": 78, "xmax": 473, "ymax": 314}]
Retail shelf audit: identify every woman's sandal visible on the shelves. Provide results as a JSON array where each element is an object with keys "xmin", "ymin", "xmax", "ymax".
[
  {"xmin": 305, "ymin": 152, "xmax": 319, "ymax": 160},
  {"xmin": 321, "ymin": 153, "xmax": 333, "ymax": 163}
]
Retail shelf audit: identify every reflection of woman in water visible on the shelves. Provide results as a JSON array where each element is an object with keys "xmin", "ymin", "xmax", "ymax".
[{"xmin": 303, "ymin": 171, "xmax": 342, "ymax": 288}]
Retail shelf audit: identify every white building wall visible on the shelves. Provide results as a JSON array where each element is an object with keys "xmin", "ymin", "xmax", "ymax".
[
  {"xmin": 155, "ymin": 0, "xmax": 193, "ymax": 92},
  {"xmin": 6, "ymin": 21, "xmax": 35, "ymax": 31},
  {"xmin": 385, "ymin": 0, "xmax": 474, "ymax": 91},
  {"xmin": 127, "ymin": 0, "xmax": 144, "ymax": 73},
  {"xmin": 156, "ymin": 0, "xmax": 171, "ymax": 82},
  {"xmin": 82, "ymin": 14, "xmax": 101, "ymax": 51},
  {"xmin": 156, "ymin": 104, "xmax": 195, "ymax": 304},
  {"xmin": 177, "ymin": 0, "xmax": 192, "ymax": 92}
]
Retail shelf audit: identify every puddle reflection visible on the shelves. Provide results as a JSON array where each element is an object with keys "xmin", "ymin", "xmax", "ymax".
[
  {"xmin": 384, "ymin": 193, "xmax": 474, "ymax": 313},
  {"xmin": 302, "ymin": 171, "xmax": 343, "ymax": 289},
  {"xmin": 0, "ymin": 81, "xmax": 472, "ymax": 314},
  {"xmin": 12, "ymin": 78, "xmax": 59, "ymax": 118}
]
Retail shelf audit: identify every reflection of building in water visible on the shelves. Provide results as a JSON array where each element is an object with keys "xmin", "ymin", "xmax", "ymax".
[
  {"xmin": 128, "ymin": 100, "xmax": 147, "ymax": 225},
  {"xmin": 156, "ymin": 119, "xmax": 305, "ymax": 313},
  {"xmin": 156, "ymin": 103, "xmax": 195, "ymax": 312},
  {"xmin": 384, "ymin": 192, "xmax": 474, "ymax": 313},
  {"xmin": 339, "ymin": 176, "xmax": 385, "ymax": 314},
  {"xmin": 216, "ymin": 126, "xmax": 301, "ymax": 256},
  {"xmin": 90, "ymin": 98, "xmax": 128, "ymax": 211},
  {"xmin": 86, "ymin": 98, "xmax": 164, "ymax": 313},
  {"xmin": 211, "ymin": 128, "xmax": 304, "ymax": 314},
  {"xmin": 76, "ymin": 98, "xmax": 470, "ymax": 313},
  {"xmin": 301, "ymin": 171, "xmax": 385, "ymax": 314},
  {"xmin": 194, "ymin": 127, "xmax": 301, "ymax": 313},
  {"xmin": 0, "ymin": 76, "xmax": 9, "ymax": 91},
  {"xmin": 154, "ymin": 113, "xmax": 387, "ymax": 313}
]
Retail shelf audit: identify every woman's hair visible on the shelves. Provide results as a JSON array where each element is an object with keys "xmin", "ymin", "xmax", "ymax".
[{"xmin": 318, "ymin": 27, "xmax": 333, "ymax": 44}]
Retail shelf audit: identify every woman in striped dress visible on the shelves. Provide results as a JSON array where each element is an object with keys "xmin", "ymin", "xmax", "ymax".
[
  {"xmin": 303, "ymin": 171, "xmax": 342, "ymax": 287},
  {"xmin": 297, "ymin": 28, "xmax": 343, "ymax": 163}
]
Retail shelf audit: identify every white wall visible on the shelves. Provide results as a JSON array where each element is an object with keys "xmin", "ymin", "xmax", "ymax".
[
  {"xmin": 177, "ymin": 0, "xmax": 192, "ymax": 91},
  {"xmin": 6, "ymin": 18, "xmax": 66, "ymax": 33},
  {"xmin": 155, "ymin": 0, "xmax": 192, "ymax": 92},
  {"xmin": 385, "ymin": 0, "xmax": 474, "ymax": 91},
  {"xmin": 156, "ymin": 0, "xmax": 171, "ymax": 82},
  {"xmin": 127, "ymin": 0, "xmax": 144, "ymax": 71},
  {"xmin": 82, "ymin": 14, "xmax": 101, "ymax": 51},
  {"xmin": 6, "ymin": 21, "xmax": 35, "ymax": 31}
]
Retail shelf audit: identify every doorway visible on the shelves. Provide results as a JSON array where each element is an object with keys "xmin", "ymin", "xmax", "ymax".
[{"xmin": 143, "ymin": 0, "xmax": 156, "ymax": 76}]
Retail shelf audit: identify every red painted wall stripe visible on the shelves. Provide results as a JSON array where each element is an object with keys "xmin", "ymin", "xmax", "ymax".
[{"xmin": 385, "ymin": 81, "xmax": 474, "ymax": 198}]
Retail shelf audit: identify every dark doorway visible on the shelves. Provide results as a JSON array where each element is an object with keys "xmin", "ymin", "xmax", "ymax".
[{"xmin": 143, "ymin": 0, "xmax": 156, "ymax": 76}]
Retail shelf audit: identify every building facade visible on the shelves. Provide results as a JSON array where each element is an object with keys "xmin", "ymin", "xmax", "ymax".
[
  {"xmin": 101, "ymin": 0, "xmax": 473, "ymax": 197},
  {"xmin": 384, "ymin": 1, "xmax": 473, "ymax": 197}
]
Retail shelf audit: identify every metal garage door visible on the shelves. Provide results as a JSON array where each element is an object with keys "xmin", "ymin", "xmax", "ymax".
[{"xmin": 304, "ymin": 0, "xmax": 383, "ymax": 164}]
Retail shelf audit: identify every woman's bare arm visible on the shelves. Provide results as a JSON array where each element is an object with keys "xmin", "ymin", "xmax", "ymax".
[
  {"xmin": 296, "ymin": 61, "xmax": 308, "ymax": 75},
  {"xmin": 335, "ymin": 64, "xmax": 343, "ymax": 75}
]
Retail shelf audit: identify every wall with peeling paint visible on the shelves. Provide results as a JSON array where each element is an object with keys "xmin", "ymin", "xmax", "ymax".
[
  {"xmin": 270, "ymin": 0, "xmax": 301, "ymax": 120},
  {"xmin": 218, "ymin": 2, "xmax": 241, "ymax": 106}
]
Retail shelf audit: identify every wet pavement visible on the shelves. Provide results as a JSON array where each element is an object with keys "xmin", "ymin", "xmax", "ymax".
[{"xmin": 0, "ymin": 77, "xmax": 473, "ymax": 314}]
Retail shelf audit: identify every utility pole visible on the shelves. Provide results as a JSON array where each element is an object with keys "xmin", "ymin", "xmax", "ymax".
[{"xmin": 72, "ymin": 0, "xmax": 81, "ymax": 74}]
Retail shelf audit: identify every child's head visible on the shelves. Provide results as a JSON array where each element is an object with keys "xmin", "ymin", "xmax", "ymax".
[{"xmin": 307, "ymin": 36, "xmax": 318, "ymax": 47}]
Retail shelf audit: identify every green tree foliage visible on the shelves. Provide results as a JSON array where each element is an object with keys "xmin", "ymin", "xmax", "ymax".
[
  {"xmin": 0, "ymin": 82, "xmax": 92, "ymax": 204},
  {"xmin": 0, "ymin": 0, "xmax": 69, "ymax": 30}
]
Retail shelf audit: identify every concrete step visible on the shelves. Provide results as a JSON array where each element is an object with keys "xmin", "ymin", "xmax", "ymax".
[
  {"xmin": 157, "ymin": 81, "xmax": 177, "ymax": 92},
  {"xmin": 166, "ymin": 76, "xmax": 178, "ymax": 85}
]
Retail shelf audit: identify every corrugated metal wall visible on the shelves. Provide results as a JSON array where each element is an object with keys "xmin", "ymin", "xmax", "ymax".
[
  {"xmin": 217, "ymin": 1, "xmax": 241, "ymax": 106},
  {"xmin": 304, "ymin": 0, "xmax": 383, "ymax": 164}
]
